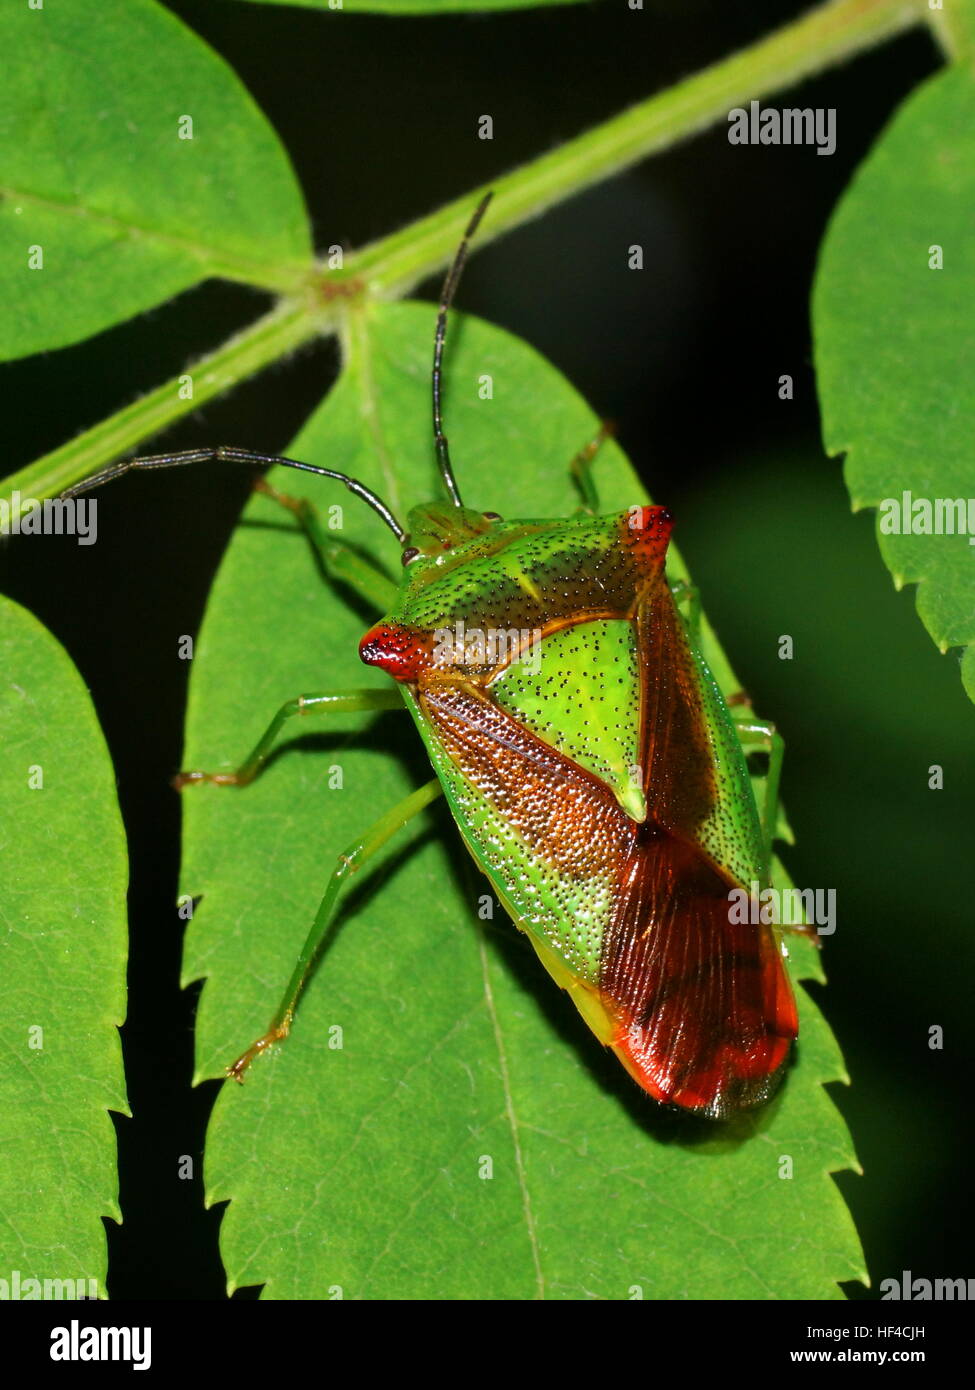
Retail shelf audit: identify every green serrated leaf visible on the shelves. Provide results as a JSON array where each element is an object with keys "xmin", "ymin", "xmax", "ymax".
[
  {"xmin": 180, "ymin": 302, "xmax": 863, "ymax": 1299},
  {"xmin": 0, "ymin": 0, "xmax": 312, "ymax": 361},
  {"xmin": 0, "ymin": 596, "xmax": 128, "ymax": 1299},
  {"xmin": 813, "ymin": 65, "xmax": 975, "ymax": 707}
]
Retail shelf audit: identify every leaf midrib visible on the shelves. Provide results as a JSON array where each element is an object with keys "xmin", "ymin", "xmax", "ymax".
[
  {"xmin": 0, "ymin": 182, "xmax": 311, "ymax": 292},
  {"xmin": 477, "ymin": 925, "xmax": 545, "ymax": 1300}
]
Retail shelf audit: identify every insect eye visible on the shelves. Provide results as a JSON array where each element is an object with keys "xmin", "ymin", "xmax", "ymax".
[
  {"xmin": 483, "ymin": 511, "xmax": 502, "ymax": 521},
  {"xmin": 401, "ymin": 546, "xmax": 421, "ymax": 566}
]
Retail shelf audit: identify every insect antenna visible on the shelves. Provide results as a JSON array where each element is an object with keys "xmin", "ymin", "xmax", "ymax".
[
  {"xmin": 61, "ymin": 446, "xmax": 407, "ymax": 543},
  {"xmin": 432, "ymin": 192, "xmax": 493, "ymax": 509}
]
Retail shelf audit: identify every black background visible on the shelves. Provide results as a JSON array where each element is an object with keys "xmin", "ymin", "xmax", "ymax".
[{"xmin": 1, "ymin": 0, "xmax": 970, "ymax": 1300}]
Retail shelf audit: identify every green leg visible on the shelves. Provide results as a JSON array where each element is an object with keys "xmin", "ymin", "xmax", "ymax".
[
  {"xmin": 228, "ymin": 777, "xmax": 444, "ymax": 1080},
  {"xmin": 735, "ymin": 718, "xmax": 816, "ymax": 941},
  {"xmin": 670, "ymin": 579, "xmax": 702, "ymax": 643},
  {"xmin": 570, "ymin": 422, "xmax": 615, "ymax": 515},
  {"xmin": 176, "ymin": 687, "xmax": 403, "ymax": 789},
  {"xmin": 734, "ymin": 717, "xmax": 784, "ymax": 884},
  {"xmin": 254, "ymin": 478, "xmax": 398, "ymax": 612},
  {"xmin": 670, "ymin": 585, "xmax": 784, "ymax": 885}
]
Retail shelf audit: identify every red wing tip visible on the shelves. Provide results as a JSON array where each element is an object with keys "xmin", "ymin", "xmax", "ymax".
[{"xmin": 612, "ymin": 1028, "xmax": 794, "ymax": 1120}]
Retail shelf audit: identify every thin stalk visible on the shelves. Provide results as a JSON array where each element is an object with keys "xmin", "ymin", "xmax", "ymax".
[{"xmin": 2, "ymin": 0, "xmax": 927, "ymax": 520}]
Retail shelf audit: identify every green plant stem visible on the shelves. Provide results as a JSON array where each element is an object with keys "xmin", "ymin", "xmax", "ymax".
[
  {"xmin": 358, "ymin": 0, "xmax": 925, "ymax": 302},
  {"xmin": 5, "ymin": 298, "xmax": 318, "ymax": 508},
  {"xmin": 3, "ymin": 0, "xmax": 927, "ymax": 517}
]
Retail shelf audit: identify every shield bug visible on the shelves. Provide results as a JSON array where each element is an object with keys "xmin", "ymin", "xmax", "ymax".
[{"xmin": 65, "ymin": 194, "xmax": 811, "ymax": 1119}]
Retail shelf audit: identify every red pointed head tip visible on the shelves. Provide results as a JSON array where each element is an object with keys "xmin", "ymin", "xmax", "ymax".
[{"xmin": 359, "ymin": 622, "xmax": 430, "ymax": 682}]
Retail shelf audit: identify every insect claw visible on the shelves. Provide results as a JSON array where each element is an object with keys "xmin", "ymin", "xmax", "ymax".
[
  {"xmin": 226, "ymin": 1020, "xmax": 292, "ymax": 1081},
  {"xmin": 227, "ymin": 1037, "xmax": 269, "ymax": 1083},
  {"xmin": 172, "ymin": 769, "xmax": 239, "ymax": 790},
  {"xmin": 253, "ymin": 476, "xmax": 303, "ymax": 514},
  {"xmin": 172, "ymin": 770, "xmax": 204, "ymax": 790},
  {"xmin": 789, "ymin": 919, "xmax": 823, "ymax": 947}
]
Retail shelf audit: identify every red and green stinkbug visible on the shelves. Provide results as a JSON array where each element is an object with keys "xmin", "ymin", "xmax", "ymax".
[{"xmin": 67, "ymin": 195, "xmax": 811, "ymax": 1120}]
